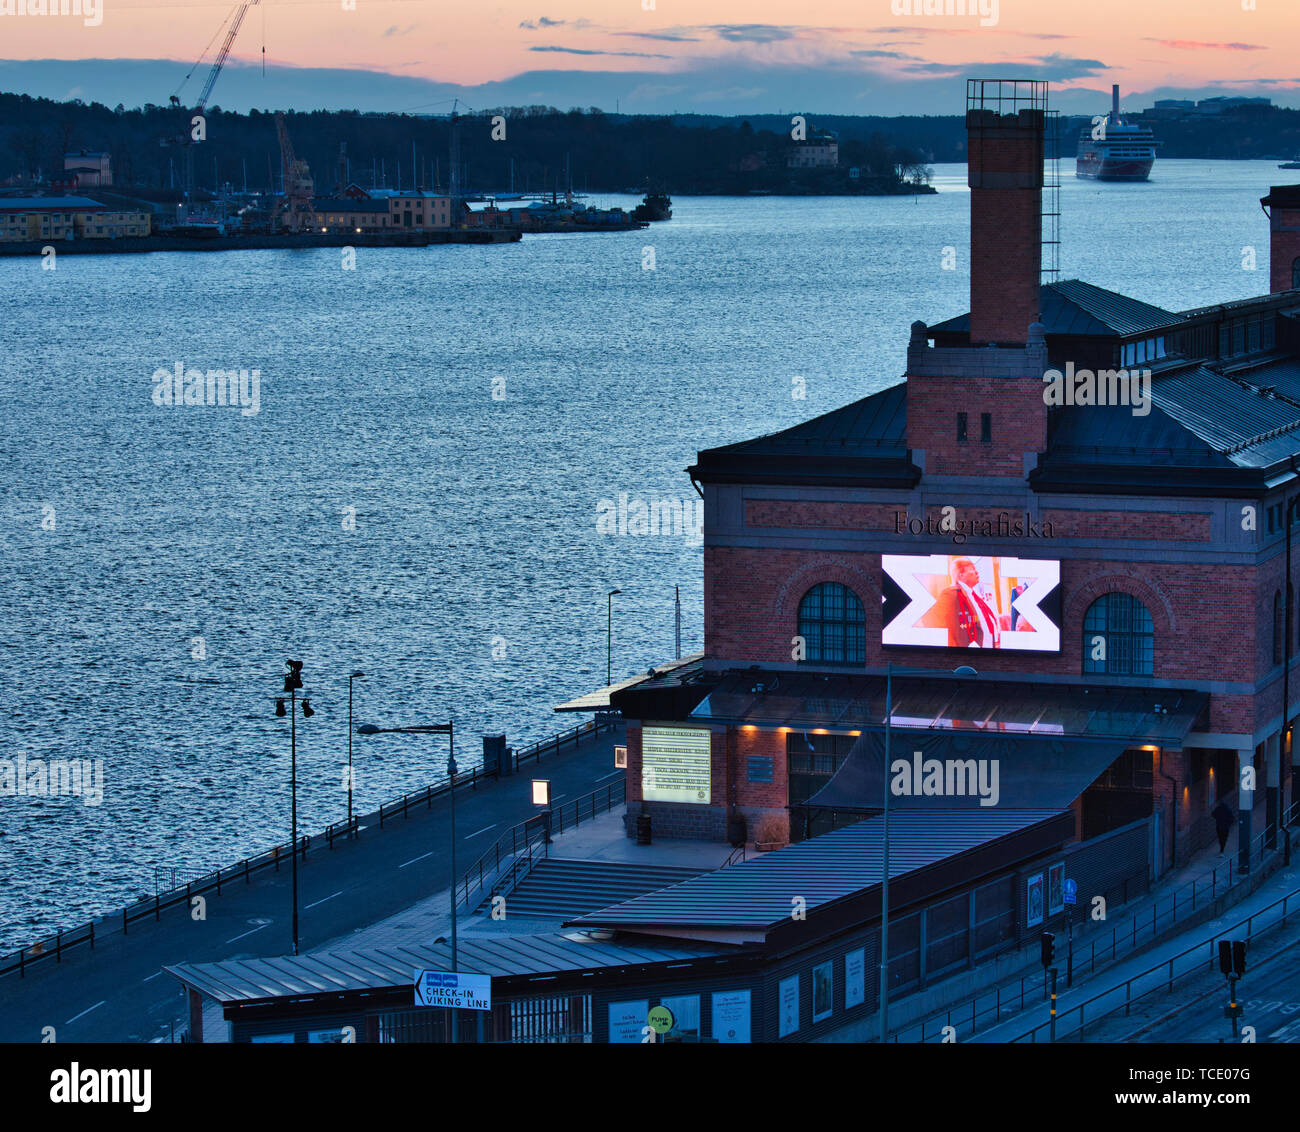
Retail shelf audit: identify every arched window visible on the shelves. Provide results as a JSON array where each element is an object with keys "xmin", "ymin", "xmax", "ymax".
[
  {"xmin": 1083, "ymin": 593, "xmax": 1154, "ymax": 676},
  {"xmin": 1292, "ymin": 257, "xmax": 1300, "ymax": 289},
  {"xmin": 798, "ymin": 582, "xmax": 866, "ymax": 665}
]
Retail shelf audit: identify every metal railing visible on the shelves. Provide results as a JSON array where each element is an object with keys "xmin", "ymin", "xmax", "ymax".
[
  {"xmin": 1013, "ymin": 879, "xmax": 1300, "ymax": 1042},
  {"xmin": 456, "ymin": 778, "xmax": 628, "ymax": 910},
  {"xmin": 512, "ymin": 715, "xmax": 619, "ymax": 770},
  {"xmin": 890, "ymin": 803, "xmax": 1294, "ymax": 1043},
  {"xmin": 1, "ymin": 714, "xmax": 623, "ymax": 979}
]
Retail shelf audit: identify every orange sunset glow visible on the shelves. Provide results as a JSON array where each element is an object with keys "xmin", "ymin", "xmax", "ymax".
[{"xmin": 0, "ymin": 0, "xmax": 1297, "ymax": 113}]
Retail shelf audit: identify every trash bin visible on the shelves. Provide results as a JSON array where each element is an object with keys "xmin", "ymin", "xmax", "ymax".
[{"xmin": 635, "ymin": 812, "xmax": 652, "ymax": 845}]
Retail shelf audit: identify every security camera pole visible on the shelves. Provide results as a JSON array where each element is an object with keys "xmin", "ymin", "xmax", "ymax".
[{"xmin": 274, "ymin": 659, "xmax": 312, "ymax": 956}]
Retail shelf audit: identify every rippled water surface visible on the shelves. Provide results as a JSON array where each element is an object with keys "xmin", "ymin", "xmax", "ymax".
[{"xmin": 0, "ymin": 160, "xmax": 1285, "ymax": 947}]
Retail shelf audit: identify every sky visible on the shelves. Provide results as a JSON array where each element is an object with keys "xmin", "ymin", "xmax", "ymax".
[{"xmin": 0, "ymin": 0, "xmax": 1297, "ymax": 116}]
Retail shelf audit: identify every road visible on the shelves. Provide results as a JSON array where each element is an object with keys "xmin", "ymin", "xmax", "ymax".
[
  {"xmin": 0, "ymin": 723, "xmax": 624, "ymax": 1043},
  {"xmin": 1084, "ymin": 912, "xmax": 1300, "ymax": 1043}
]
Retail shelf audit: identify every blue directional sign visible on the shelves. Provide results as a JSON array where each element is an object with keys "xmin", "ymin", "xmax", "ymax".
[{"xmin": 1063, "ymin": 878, "xmax": 1078, "ymax": 906}]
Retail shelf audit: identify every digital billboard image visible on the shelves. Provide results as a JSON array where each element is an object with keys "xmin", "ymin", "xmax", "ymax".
[{"xmin": 881, "ymin": 554, "xmax": 1061, "ymax": 652}]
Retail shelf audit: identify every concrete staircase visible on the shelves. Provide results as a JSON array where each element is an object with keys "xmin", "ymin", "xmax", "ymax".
[{"xmin": 494, "ymin": 858, "xmax": 702, "ymax": 919}]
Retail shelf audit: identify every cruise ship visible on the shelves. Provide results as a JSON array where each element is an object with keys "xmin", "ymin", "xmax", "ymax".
[{"xmin": 1076, "ymin": 84, "xmax": 1159, "ymax": 181}]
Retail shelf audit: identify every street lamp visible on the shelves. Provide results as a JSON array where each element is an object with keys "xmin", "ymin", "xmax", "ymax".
[
  {"xmin": 274, "ymin": 658, "xmax": 313, "ymax": 957},
  {"xmin": 607, "ymin": 589, "xmax": 621, "ymax": 687},
  {"xmin": 347, "ymin": 671, "xmax": 365, "ymax": 838},
  {"xmin": 356, "ymin": 719, "xmax": 457, "ymax": 1036},
  {"xmin": 879, "ymin": 662, "xmax": 977, "ymax": 1043}
]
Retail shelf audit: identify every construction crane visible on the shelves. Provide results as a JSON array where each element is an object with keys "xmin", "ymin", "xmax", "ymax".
[
  {"xmin": 274, "ymin": 112, "xmax": 314, "ymax": 232},
  {"xmin": 164, "ymin": 0, "xmax": 264, "ymax": 204}
]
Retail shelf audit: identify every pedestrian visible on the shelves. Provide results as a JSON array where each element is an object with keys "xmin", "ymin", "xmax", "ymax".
[{"xmin": 1212, "ymin": 801, "xmax": 1234, "ymax": 854}]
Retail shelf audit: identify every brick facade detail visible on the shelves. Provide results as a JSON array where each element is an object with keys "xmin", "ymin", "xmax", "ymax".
[
  {"xmin": 906, "ymin": 374, "xmax": 1047, "ymax": 477},
  {"xmin": 745, "ymin": 499, "xmax": 900, "ymax": 531}
]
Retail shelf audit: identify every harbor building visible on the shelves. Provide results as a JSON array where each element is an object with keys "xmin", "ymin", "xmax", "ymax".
[
  {"xmin": 164, "ymin": 78, "xmax": 1300, "ymax": 1045},
  {"xmin": 0, "ymin": 196, "xmax": 150, "ymax": 241},
  {"xmin": 596, "ymin": 80, "xmax": 1300, "ymax": 881},
  {"xmin": 309, "ymin": 189, "xmax": 453, "ymax": 234},
  {"xmin": 62, "ymin": 149, "xmax": 112, "ymax": 188}
]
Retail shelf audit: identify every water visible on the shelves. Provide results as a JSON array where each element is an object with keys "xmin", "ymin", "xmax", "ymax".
[{"xmin": 0, "ymin": 159, "xmax": 1285, "ymax": 949}]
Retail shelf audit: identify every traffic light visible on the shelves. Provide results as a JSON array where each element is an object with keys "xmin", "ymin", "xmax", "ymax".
[
  {"xmin": 1218, "ymin": 939, "xmax": 1247, "ymax": 976},
  {"xmin": 1040, "ymin": 931, "xmax": 1055, "ymax": 968}
]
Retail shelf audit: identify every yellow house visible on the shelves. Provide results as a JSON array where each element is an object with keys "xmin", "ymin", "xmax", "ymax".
[{"xmin": 0, "ymin": 197, "xmax": 150, "ymax": 243}]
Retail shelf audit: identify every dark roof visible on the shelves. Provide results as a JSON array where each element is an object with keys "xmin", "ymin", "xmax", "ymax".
[
  {"xmin": 689, "ymin": 383, "xmax": 913, "ymax": 486},
  {"xmin": 0, "ymin": 196, "xmax": 106, "ymax": 211},
  {"xmin": 1039, "ymin": 362, "xmax": 1300, "ymax": 476},
  {"xmin": 930, "ymin": 279, "xmax": 1179, "ymax": 339},
  {"xmin": 570, "ymin": 809, "xmax": 1068, "ymax": 934},
  {"xmin": 166, "ymin": 932, "xmax": 731, "ymax": 1006},
  {"xmin": 1262, "ymin": 186, "xmax": 1300, "ymax": 209},
  {"xmin": 555, "ymin": 652, "xmax": 704, "ymax": 712}
]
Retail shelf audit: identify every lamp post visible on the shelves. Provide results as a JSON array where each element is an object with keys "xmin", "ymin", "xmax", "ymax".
[
  {"xmin": 356, "ymin": 719, "xmax": 456, "ymax": 1035},
  {"xmin": 347, "ymin": 671, "xmax": 365, "ymax": 838},
  {"xmin": 879, "ymin": 662, "xmax": 977, "ymax": 1044},
  {"xmin": 607, "ymin": 589, "xmax": 621, "ymax": 687},
  {"xmin": 274, "ymin": 659, "xmax": 314, "ymax": 956}
]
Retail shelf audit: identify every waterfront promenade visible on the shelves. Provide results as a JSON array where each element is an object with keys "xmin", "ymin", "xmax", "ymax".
[{"xmin": 0, "ymin": 721, "xmax": 625, "ymax": 1043}]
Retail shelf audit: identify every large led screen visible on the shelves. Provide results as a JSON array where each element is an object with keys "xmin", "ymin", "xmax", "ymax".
[{"xmin": 881, "ymin": 554, "xmax": 1061, "ymax": 652}]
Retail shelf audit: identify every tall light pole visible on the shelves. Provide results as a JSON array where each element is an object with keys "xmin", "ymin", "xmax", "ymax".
[
  {"xmin": 879, "ymin": 663, "xmax": 977, "ymax": 1043},
  {"xmin": 607, "ymin": 589, "xmax": 621, "ymax": 687},
  {"xmin": 356, "ymin": 719, "xmax": 456, "ymax": 1035},
  {"xmin": 275, "ymin": 659, "xmax": 313, "ymax": 957},
  {"xmin": 347, "ymin": 671, "xmax": 365, "ymax": 837}
]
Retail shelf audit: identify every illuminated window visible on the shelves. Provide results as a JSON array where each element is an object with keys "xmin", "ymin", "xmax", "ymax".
[
  {"xmin": 1083, "ymin": 593, "xmax": 1154, "ymax": 676},
  {"xmin": 798, "ymin": 582, "xmax": 866, "ymax": 665}
]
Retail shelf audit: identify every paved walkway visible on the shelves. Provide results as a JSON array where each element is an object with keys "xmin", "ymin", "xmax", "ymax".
[
  {"xmin": 313, "ymin": 810, "xmax": 735, "ymax": 950},
  {"xmin": 0, "ymin": 722, "xmax": 625, "ymax": 1043}
]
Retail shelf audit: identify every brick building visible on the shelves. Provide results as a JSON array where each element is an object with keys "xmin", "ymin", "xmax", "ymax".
[{"xmin": 610, "ymin": 80, "xmax": 1300, "ymax": 875}]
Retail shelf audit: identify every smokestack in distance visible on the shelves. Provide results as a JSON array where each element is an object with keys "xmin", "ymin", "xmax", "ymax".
[{"xmin": 1113, "ymin": 83, "xmax": 1120, "ymax": 121}]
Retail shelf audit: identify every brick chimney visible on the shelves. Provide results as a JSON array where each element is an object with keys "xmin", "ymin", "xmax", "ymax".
[
  {"xmin": 967, "ymin": 81, "xmax": 1046, "ymax": 346},
  {"xmin": 1261, "ymin": 186, "xmax": 1300, "ymax": 293}
]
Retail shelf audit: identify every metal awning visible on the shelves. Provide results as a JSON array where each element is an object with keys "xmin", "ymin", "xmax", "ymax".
[
  {"xmin": 803, "ymin": 730, "xmax": 1135, "ymax": 813},
  {"xmin": 689, "ymin": 671, "xmax": 1206, "ymax": 745},
  {"xmin": 553, "ymin": 652, "xmax": 704, "ymax": 712},
  {"xmin": 570, "ymin": 808, "xmax": 1072, "ymax": 941},
  {"xmin": 165, "ymin": 932, "xmax": 731, "ymax": 1007}
]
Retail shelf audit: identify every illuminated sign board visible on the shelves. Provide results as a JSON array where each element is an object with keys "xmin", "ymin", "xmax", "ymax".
[
  {"xmin": 641, "ymin": 726, "xmax": 711, "ymax": 804},
  {"xmin": 882, "ymin": 554, "xmax": 1061, "ymax": 653}
]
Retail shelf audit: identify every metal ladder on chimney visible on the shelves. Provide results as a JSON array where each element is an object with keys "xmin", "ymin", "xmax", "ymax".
[{"xmin": 1042, "ymin": 107, "xmax": 1062, "ymax": 284}]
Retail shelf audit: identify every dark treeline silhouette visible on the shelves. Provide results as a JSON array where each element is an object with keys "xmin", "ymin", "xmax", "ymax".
[{"xmin": 0, "ymin": 92, "xmax": 938, "ymax": 195}]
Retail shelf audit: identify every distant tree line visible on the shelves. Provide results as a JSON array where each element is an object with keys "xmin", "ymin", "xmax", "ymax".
[
  {"xmin": 4, "ymin": 91, "xmax": 1299, "ymax": 198},
  {"xmin": 0, "ymin": 93, "xmax": 938, "ymax": 196}
]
